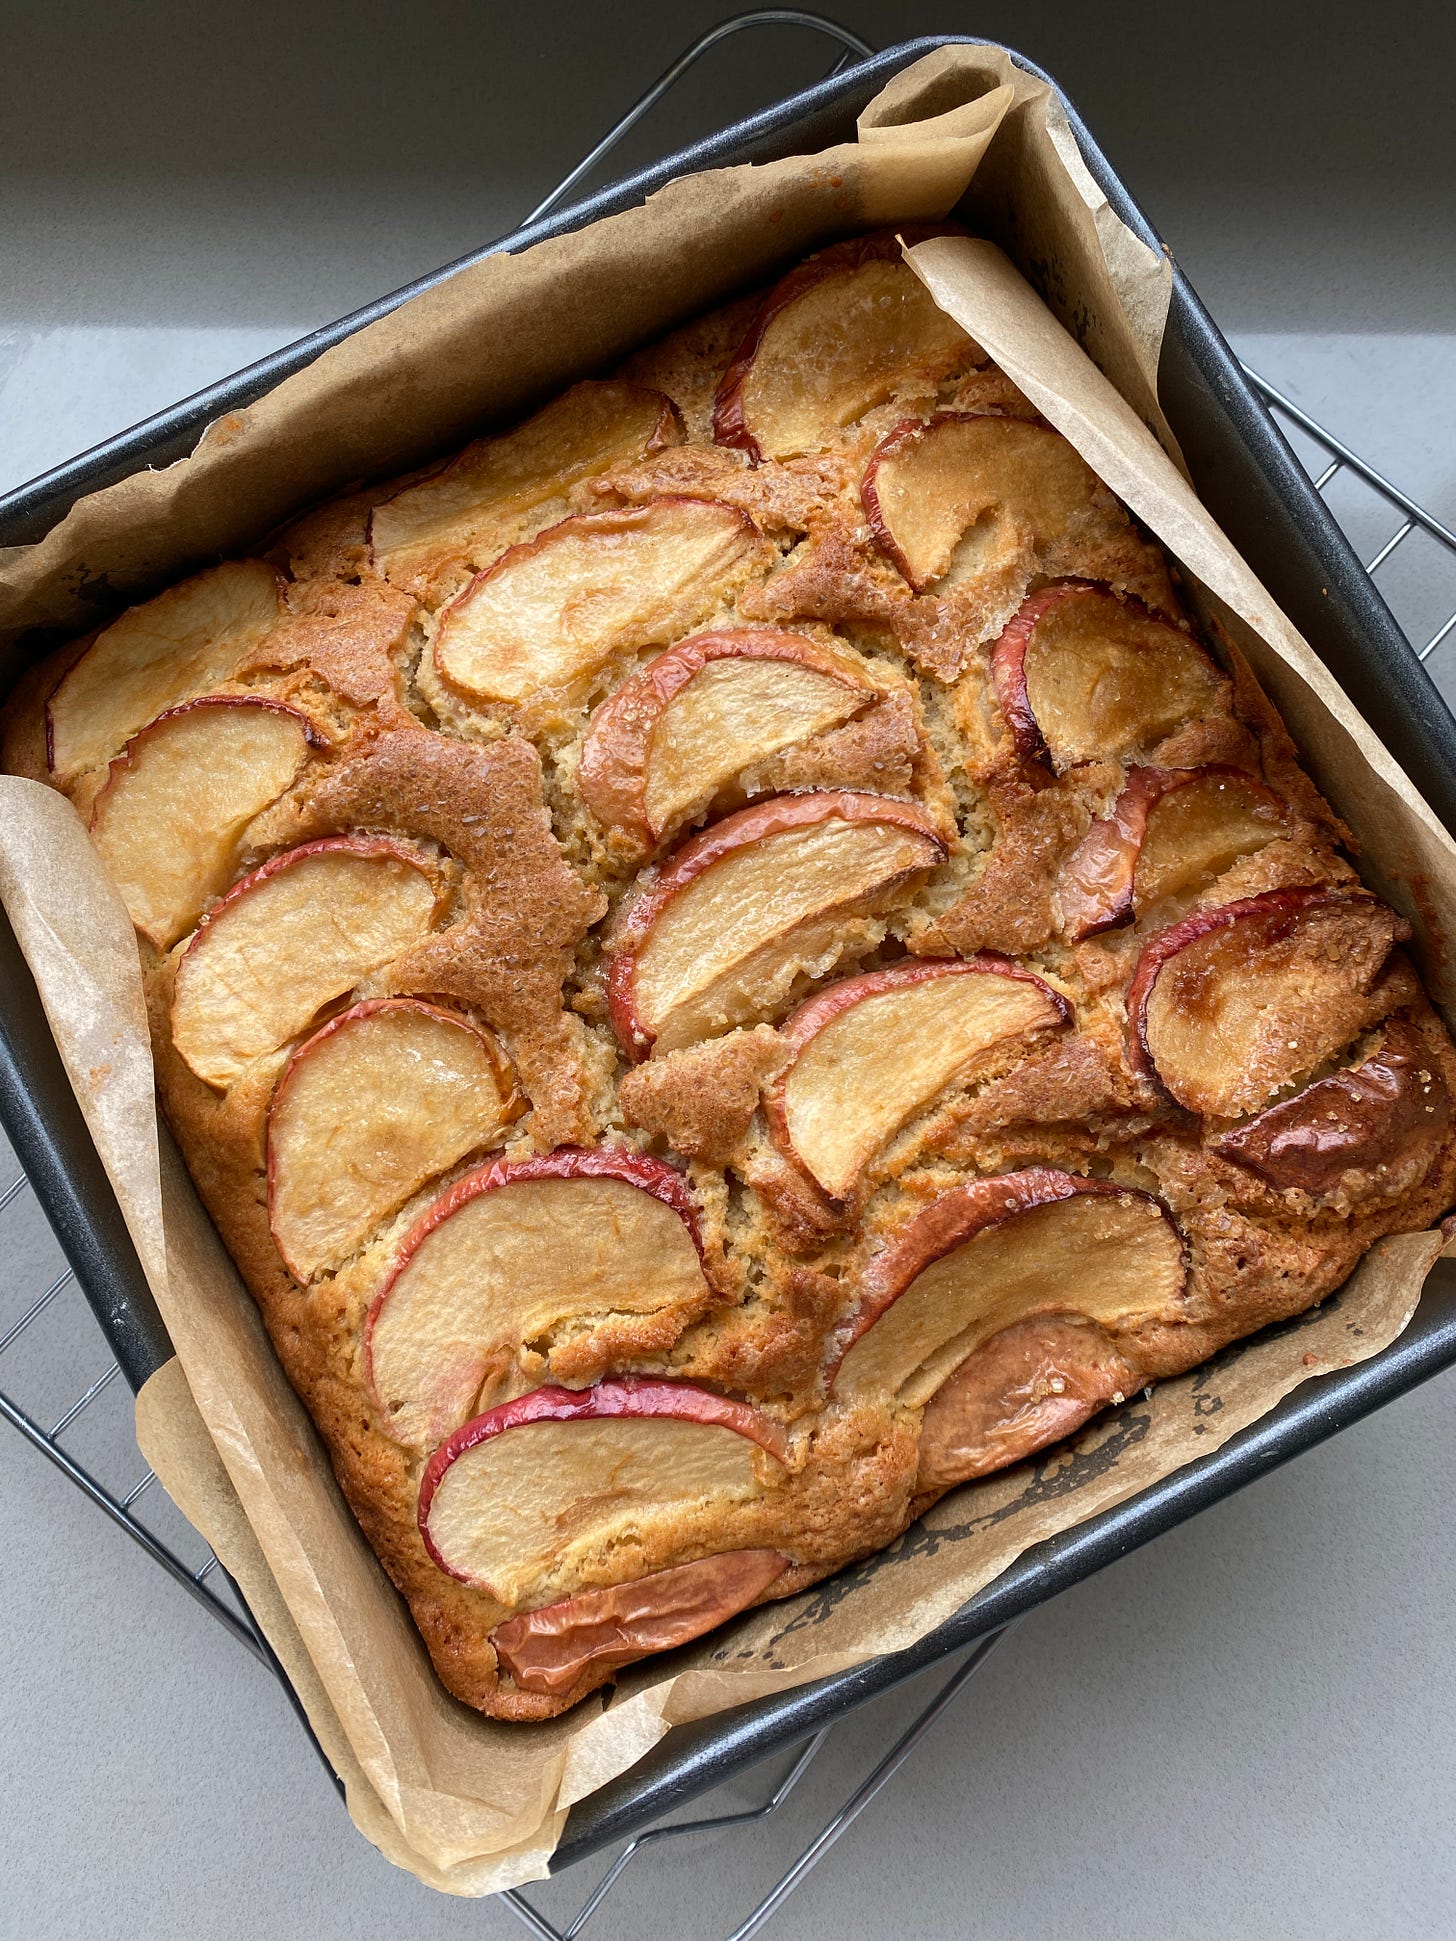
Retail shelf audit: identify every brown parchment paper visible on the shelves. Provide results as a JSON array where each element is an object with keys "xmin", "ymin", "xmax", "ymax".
[{"xmin": 1, "ymin": 42, "xmax": 1454, "ymax": 1896}]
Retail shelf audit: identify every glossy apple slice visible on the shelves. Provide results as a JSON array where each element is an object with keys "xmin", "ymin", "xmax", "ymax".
[
  {"xmin": 169, "ymin": 836, "xmax": 441, "ymax": 1089},
  {"xmin": 47, "ymin": 559, "xmax": 284, "ymax": 785},
  {"xmin": 607, "ymin": 791, "xmax": 947, "ymax": 1057},
  {"xmin": 265, "ymin": 999, "xmax": 518, "ymax": 1281},
  {"xmin": 831, "ymin": 1170, "xmax": 1184, "ymax": 1407},
  {"xmin": 418, "ymin": 1380, "xmax": 788, "ymax": 1603},
  {"xmin": 1210, "ymin": 1020, "xmax": 1449, "ymax": 1194},
  {"xmin": 88, "ymin": 696, "xmax": 321, "ymax": 950},
  {"xmin": 991, "ymin": 584, "xmax": 1225, "ymax": 771},
  {"xmin": 915, "ymin": 1314, "xmax": 1140, "ymax": 1490},
  {"xmin": 1126, "ymin": 887, "xmax": 1408, "ymax": 1118},
  {"xmin": 432, "ymin": 498, "xmax": 771, "ymax": 708},
  {"xmin": 713, "ymin": 233, "xmax": 976, "ymax": 462},
  {"xmin": 1058, "ymin": 765, "xmax": 1287, "ymax": 939},
  {"xmin": 861, "ymin": 414, "xmax": 1106, "ymax": 591},
  {"xmin": 766, "ymin": 958, "xmax": 1069, "ymax": 1198},
  {"xmin": 492, "ymin": 1548, "xmax": 790, "ymax": 1697},
  {"xmin": 365, "ymin": 1149, "xmax": 711, "ymax": 1447},
  {"xmin": 368, "ymin": 380, "xmax": 680, "ymax": 593},
  {"xmin": 578, "ymin": 628, "xmax": 877, "ymax": 844}
]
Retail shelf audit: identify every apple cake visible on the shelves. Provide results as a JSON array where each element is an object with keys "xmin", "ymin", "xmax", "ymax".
[{"xmin": 9, "ymin": 230, "xmax": 1456, "ymax": 1720}]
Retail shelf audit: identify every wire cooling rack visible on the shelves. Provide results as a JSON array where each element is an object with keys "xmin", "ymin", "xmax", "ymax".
[{"xmin": 4, "ymin": 15, "xmax": 1456, "ymax": 1938}]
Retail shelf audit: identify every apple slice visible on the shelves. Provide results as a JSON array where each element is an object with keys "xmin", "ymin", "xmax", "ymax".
[
  {"xmin": 266, "ymin": 999, "xmax": 518, "ymax": 1281},
  {"xmin": 831, "ymin": 1170, "xmax": 1184, "ymax": 1407},
  {"xmin": 368, "ymin": 380, "xmax": 680, "ymax": 593},
  {"xmin": 417, "ymin": 1380, "xmax": 787, "ymax": 1603},
  {"xmin": 607, "ymin": 791, "xmax": 947, "ymax": 1057},
  {"xmin": 46, "ymin": 559, "xmax": 284, "ymax": 785},
  {"xmin": 991, "ymin": 584, "xmax": 1225, "ymax": 771},
  {"xmin": 861, "ymin": 414, "xmax": 1107, "ymax": 591},
  {"xmin": 169, "ymin": 836, "xmax": 441, "ymax": 1089},
  {"xmin": 578, "ymin": 628, "xmax": 878, "ymax": 843},
  {"xmin": 492, "ymin": 1548, "xmax": 790, "ymax": 1697},
  {"xmin": 1127, "ymin": 887, "xmax": 1407, "ymax": 1118},
  {"xmin": 1058, "ymin": 765, "xmax": 1287, "ymax": 940},
  {"xmin": 713, "ymin": 232, "xmax": 977, "ymax": 461},
  {"xmin": 88, "ymin": 696, "xmax": 321, "ymax": 950},
  {"xmin": 915, "ymin": 1314, "xmax": 1140, "ymax": 1490},
  {"xmin": 1210, "ymin": 1020, "xmax": 1449, "ymax": 1194},
  {"xmin": 365, "ymin": 1148, "xmax": 711, "ymax": 1447},
  {"xmin": 766, "ymin": 958, "xmax": 1069, "ymax": 1199},
  {"xmin": 432, "ymin": 498, "xmax": 772, "ymax": 708}
]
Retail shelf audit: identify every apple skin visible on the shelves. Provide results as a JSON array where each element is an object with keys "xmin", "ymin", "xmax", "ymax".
[
  {"xmin": 1210, "ymin": 1022, "xmax": 1450, "ymax": 1194},
  {"xmin": 417, "ymin": 1378, "xmax": 790, "ymax": 1581},
  {"xmin": 763, "ymin": 955, "xmax": 1071, "ymax": 1179},
  {"xmin": 827, "ymin": 1168, "xmax": 1177, "ymax": 1388},
  {"xmin": 177, "ymin": 832, "xmax": 440, "ymax": 954},
  {"xmin": 606, "ymin": 789, "xmax": 948, "ymax": 1059},
  {"xmin": 1057, "ymin": 764, "xmax": 1286, "ymax": 940},
  {"xmin": 1124, "ymin": 886, "xmax": 1382, "ymax": 1103},
  {"xmin": 577, "ymin": 628, "xmax": 875, "ymax": 844},
  {"xmin": 711, "ymin": 227, "xmax": 961, "ymax": 461}
]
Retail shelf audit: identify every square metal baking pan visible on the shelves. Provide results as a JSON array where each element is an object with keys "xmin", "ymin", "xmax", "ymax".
[{"xmin": 3, "ymin": 31, "xmax": 1456, "ymax": 1876}]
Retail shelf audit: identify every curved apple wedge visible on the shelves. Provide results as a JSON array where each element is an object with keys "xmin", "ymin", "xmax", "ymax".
[
  {"xmin": 861, "ymin": 414, "xmax": 1107, "ymax": 592},
  {"xmin": 1058, "ymin": 765, "xmax": 1287, "ymax": 939},
  {"xmin": 1210, "ymin": 1020, "xmax": 1450, "ymax": 1194},
  {"xmin": 266, "ymin": 999, "xmax": 518, "ymax": 1282},
  {"xmin": 767, "ymin": 958, "xmax": 1069, "ymax": 1199},
  {"xmin": 991, "ymin": 584, "xmax": 1225, "ymax": 771},
  {"xmin": 915, "ymin": 1314, "xmax": 1140, "ymax": 1491},
  {"xmin": 369, "ymin": 380, "xmax": 680, "ymax": 594},
  {"xmin": 713, "ymin": 232, "xmax": 976, "ymax": 461},
  {"xmin": 365, "ymin": 1149, "xmax": 712, "ymax": 1447},
  {"xmin": 491, "ymin": 1548, "xmax": 790, "ymax": 1697},
  {"xmin": 831, "ymin": 1170, "xmax": 1184, "ymax": 1407},
  {"xmin": 89, "ymin": 696, "xmax": 321, "ymax": 949},
  {"xmin": 417, "ymin": 1381, "xmax": 788, "ymax": 1603},
  {"xmin": 1127, "ymin": 888, "xmax": 1408, "ymax": 1118},
  {"xmin": 170, "ymin": 837, "xmax": 441, "ymax": 1089},
  {"xmin": 432, "ymin": 498, "xmax": 772, "ymax": 709},
  {"xmin": 47, "ymin": 559, "xmax": 283, "ymax": 785},
  {"xmin": 607, "ymin": 791, "xmax": 947, "ymax": 1057},
  {"xmin": 578, "ymin": 628, "xmax": 877, "ymax": 845}
]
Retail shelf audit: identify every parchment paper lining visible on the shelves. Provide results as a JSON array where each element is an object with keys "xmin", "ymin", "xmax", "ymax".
[{"xmin": 1, "ymin": 42, "xmax": 1452, "ymax": 1896}]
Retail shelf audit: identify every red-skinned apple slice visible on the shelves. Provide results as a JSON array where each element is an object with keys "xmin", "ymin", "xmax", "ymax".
[
  {"xmin": 765, "ymin": 958, "xmax": 1069, "ymax": 1199},
  {"xmin": 88, "ymin": 696, "xmax": 322, "ymax": 949},
  {"xmin": 47, "ymin": 559, "xmax": 284, "ymax": 785},
  {"xmin": 713, "ymin": 231, "xmax": 977, "ymax": 461},
  {"xmin": 432, "ymin": 498, "xmax": 772, "ymax": 708},
  {"xmin": 491, "ymin": 1548, "xmax": 791, "ymax": 1697},
  {"xmin": 915, "ymin": 1313, "xmax": 1140, "ymax": 1490},
  {"xmin": 1126, "ymin": 887, "xmax": 1408, "ymax": 1118},
  {"xmin": 169, "ymin": 836, "xmax": 441, "ymax": 1089},
  {"xmin": 607, "ymin": 791, "xmax": 947, "ymax": 1057},
  {"xmin": 830, "ymin": 1170, "xmax": 1184, "ymax": 1407},
  {"xmin": 365, "ymin": 1148, "xmax": 711, "ymax": 1447},
  {"xmin": 1210, "ymin": 1019, "xmax": 1450, "ymax": 1194},
  {"xmin": 266, "ymin": 999, "xmax": 518, "ymax": 1282},
  {"xmin": 368, "ymin": 380, "xmax": 681, "ymax": 594},
  {"xmin": 861, "ymin": 414, "xmax": 1107, "ymax": 592},
  {"xmin": 1058, "ymin": 765, "xmax": 1287, "ymax": 940},
  {"xmin": 990, "ymin": 584, "xmax": 1225, "ymax": 771},
  {"xmin": 418, "ymin": 1380, "xmax": 788, "ymax": 1603},
  {"xmin": 577, "ymin": 628, "xmax": 878, "ymax": 843}
]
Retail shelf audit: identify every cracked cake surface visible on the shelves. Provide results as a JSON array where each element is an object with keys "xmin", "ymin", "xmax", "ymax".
[{"xmin": 9, "ymin": 229, "xmax": 1456, "ymax": 1720}]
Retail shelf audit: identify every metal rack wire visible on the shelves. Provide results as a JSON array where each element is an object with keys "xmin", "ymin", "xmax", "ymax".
[{"xmin": 3, "ymin": 14, "xmax": 1456, "ymax": 1938}]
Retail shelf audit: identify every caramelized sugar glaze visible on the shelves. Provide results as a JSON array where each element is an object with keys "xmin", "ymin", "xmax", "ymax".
[{"xmin": 12, "ymin": 231, "xmax": 1456, "ymax": 1717}]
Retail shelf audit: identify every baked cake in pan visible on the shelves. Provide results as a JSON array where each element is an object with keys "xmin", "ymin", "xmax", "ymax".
[{"xmin": 8, "ymin": 231, "xmax": 1455, "ymax": 1720}]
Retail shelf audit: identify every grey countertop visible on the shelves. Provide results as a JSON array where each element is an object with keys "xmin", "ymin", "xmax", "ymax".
[{"xmin": 3, "ymin": 5, "xmax": 1455, "ymax": 1935}]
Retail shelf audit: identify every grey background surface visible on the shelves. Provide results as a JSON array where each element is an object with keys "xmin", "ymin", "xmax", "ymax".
[{"xmin": 2, "ymin": 3, "xmax": 1455, "ymax": 1936}]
